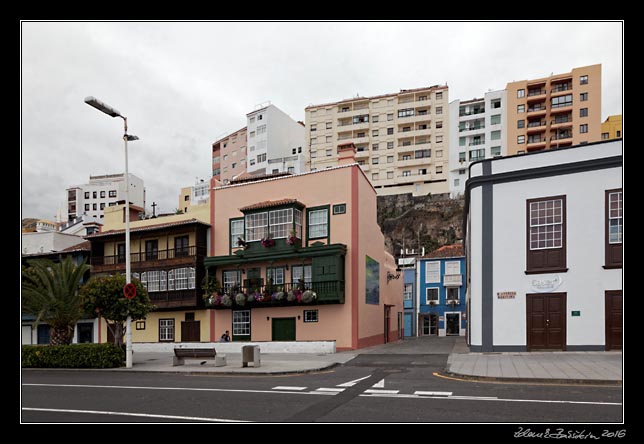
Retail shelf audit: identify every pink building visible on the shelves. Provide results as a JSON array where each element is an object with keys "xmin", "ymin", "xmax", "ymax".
[
  {"xmin": 212, "ymin": 127, "xmax": 248, "ymax": 184},
  {"xmin": 204, "ymin": 145, "xmax": 403, "ymax": 350}
]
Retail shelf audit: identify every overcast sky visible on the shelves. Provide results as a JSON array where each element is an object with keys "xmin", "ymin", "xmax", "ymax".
[{"xmin": 21, "ymin": 21, "xmax": 623, "ymax": 220}]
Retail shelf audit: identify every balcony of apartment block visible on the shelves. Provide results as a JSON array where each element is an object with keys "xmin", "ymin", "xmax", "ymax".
[
  {"xmin": 550, "ymin": 132, "xmax": 573, "ymax": 143},
  {"xmin": 336, "ymin": 107, "xmax": 368, "ymax": 118},
  {"xmin": 398, "ymin": 96, "xmax": 431, "ymax": 109},
  {"xmin": 550, "ymin": 81, "xmax": 573, "ymax": 97},
  {"xmin": 358, "ymin": 162, "xmax": 370, "ymax": 172},
  {"xmin": 458, "ymin": 107, "xmax": 485, "ymax": 119},
  {"xmin": 550, "ymin": 114, "xmax": 573, "ymax": 130},
  {"xmin": 526, "ymin": 119, "xmax": 547, "ymax": 133},
  {"xmin": 459, "ymin": 123, "xmax": 485, "ymax": 135},
  {"xmin": 526, "ymin": 87, "xmax": 547, "ymax": 101},
  {"xmin": 396, "ymin": 142, "xmax": 416, "ymax": 155},
  {"xmin": 90, "ymin": 245, "xmax": 207, "ymax": 272},
  {"xmin": 396, "ymin": 156, "xmax": 432, "ymax": 168},
  {"xmin": 527, "ymin": 102, "xmax": 548, "ymax": 117},
  {"xmin": 526, "ymin": 134, "xmax": 547, "ymax": 151},
  {"xmin": 468, "ymin": 139, "xmax": 486, "ymax": 147},
  {"xmin": 355, "ymin": 147, "xmax": 370, "ymax": 159},
  {"xmin": 397, "ymin": 128, "xmax": 428, "ymax": 139},
  {"xmin": 550, "ymin": 101, "xmax": 573, "ymax": 115},
  {"xmin": 338, "ymin": 118, "xmax": 370, "ymax": 131},
  {"xmin": 396, "ymin": 171, "xmax": 431, "ymax": 181}
]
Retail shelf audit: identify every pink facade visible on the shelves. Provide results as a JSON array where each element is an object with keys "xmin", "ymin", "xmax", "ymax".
[
  {"xmin": 212, "ymin": 127, "xmax": 248, "ymax": 184},
  {"xmin": 205, "ymin": 153, "xmax": 403, "ymax": 350}
]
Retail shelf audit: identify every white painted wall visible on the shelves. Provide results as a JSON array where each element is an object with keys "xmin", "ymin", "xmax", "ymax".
[
  {"xmin": 67, "ymin": 173, "xmax": 145, "ymax": 220},
  {"xmin": 22, "ymin": 231, "xmax": 86, "ymax": 255},
  {"xmin": 468, "ymin": 140, "xmax": 623, "ymax": 348}
]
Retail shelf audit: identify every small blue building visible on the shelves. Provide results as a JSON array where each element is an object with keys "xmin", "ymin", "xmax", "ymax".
[
  {"xmin": 417, "ymin": 244, "xmax": 466, "ymax": 337},
  {"xmin": 403, "ymin": 267, "xmax": 416, "ymax": 337}
]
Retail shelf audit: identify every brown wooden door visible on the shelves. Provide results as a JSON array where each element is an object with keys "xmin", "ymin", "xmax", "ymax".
[
  {"xmin": 181, "ymin": 320, "xmax": 201, "ymax": 342},
  {"xmin": 605, "ymin": 290, "xmax": 622, "ymax": 350},
  {"xmin": 527, "ymin": 293, "xmax": 566, "ymax": 351}
]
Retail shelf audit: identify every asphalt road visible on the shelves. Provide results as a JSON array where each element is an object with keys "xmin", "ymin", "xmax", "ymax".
[{"xmin": 21, "ymin": 353, "xmax": 623, "ymax": 423}]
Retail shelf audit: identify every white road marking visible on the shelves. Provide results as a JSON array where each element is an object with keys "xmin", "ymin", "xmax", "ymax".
[
  {"xmin": 337, "ymin": 375, "xmax": 372, "ymax": 387},
  {"xmin": 364, "ymin": 389, "xmax": 399, "ymax": 394},
  {"xmin": 359, "ymin": 392, "xmax": 621, "ymax": 406},
  {"xmin": 22, "ymin": 383, "xmax": 331, "ymax": 396},
  {"xmin": 272, "ymin": 386, "xmax": 307, "ymax": 391},
  {"xmin": 415, "ymin": 391, "xmax": 453, "ymax": 397},
  {"xmin": 371, "ymin": 379, "xmax": 385, "ymax": 388},
  {"xmin": 314, "ymin": 387, "xmax": 345, "ymax": 393},
  {"xmin": 22, "ymin": 407, "xmax": 248, "ymax": 422}
]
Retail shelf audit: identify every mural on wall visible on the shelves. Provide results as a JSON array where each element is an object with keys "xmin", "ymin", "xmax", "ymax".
[{"xmin": 365, "ymin": 255, "xmax": 380, "ymax": 305}]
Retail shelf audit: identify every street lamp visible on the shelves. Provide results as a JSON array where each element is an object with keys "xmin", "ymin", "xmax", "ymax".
[{"xmin": 84, "ymin": 96, "xmax": 138, "ymax": 369}]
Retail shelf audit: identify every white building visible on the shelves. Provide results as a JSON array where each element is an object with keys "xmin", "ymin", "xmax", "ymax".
[
  {"xmin": 465, "ymin": 139, "xmax": 622, "ymax": 352},
  {"xmin": 449, "ymin": 90, "xmax": 507, "ymax": 197},
  {"xmin": 22, "ymin": 231, "xmax": 87, "ymax": 255},
  {"xmin": 246, "ymin": 103, "xmax": 306, "ymax": 175},
  {"xmin": 66, "ymin": 173, "xmax": 145, "ymax": 221}
]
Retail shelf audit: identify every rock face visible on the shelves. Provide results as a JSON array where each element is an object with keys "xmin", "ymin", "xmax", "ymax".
[{"xmin": 377, "ymin": 194, "xmax": 464, "ymax": 255}]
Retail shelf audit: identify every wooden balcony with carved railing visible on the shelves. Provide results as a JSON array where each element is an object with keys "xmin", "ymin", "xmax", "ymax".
[{"xmin": 90, "ymin": 245, "xmax": 207, "ymax": 273}]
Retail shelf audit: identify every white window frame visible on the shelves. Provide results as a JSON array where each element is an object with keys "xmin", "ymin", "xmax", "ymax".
[
  {"xmin": 269, "ymin": 208, "xmax": 293, "ymax": 239},
  {"xmin": 447, "ymin": 287, "xmax": 460, "ymax": 303},
  {"xmin": 232, "ymin": 310, "xmax": 250, "ymax": 336},
  {"xmin": 426, "ymin": 287, "xmax": 439, "ymax": 303},
  {"xmin": 267, "ymin": 267, "xmax": 285, "ymax": 285},
  {"xmin": 175, "ymin": 267, "xmax": 189, "ymax": 290},
  {"xmin": 608, "ymin": 191, "xmax": 623, "ymax": 244},
  {"xmin": 292, "ymin": 265, "xmax": 312, "ymax": 286},
  {"xmin": 403, "ymin": 283, "xmax": 413, "ymax": 301},
  {"xmin": 445, "ymin": 261, "xmax": 461, "ymax": 275},
  {"xmin": 425, "ymin": 261, "xmax": 440, "ymax": 283},
  {"xmin": 529, "ymin": 199, "xmax": 563, "ymax": 250},
  {"xmin": 231, "ymin": 219, "xmax": 244, "ymax": 247},
  {"xmin": 167, "ymin": 270, "xmax": 174, "ymax": 290},
  {"xmin": 308, "ymin": 208, "xmax": 328, "ymax": 239},
  {"xmin": 223, "ymin": 270, "xmax": 241, "ymax": 292},
  {"xmin": 303, "ymin": 309, "xmax": 318, "ymax": 323},
  {"xmin": 245, "ymin": 212, "xmax": 268, "ymax": 242},
  {"xmin": 159, "ymin": 319, "xmax": 175, "ymax": 342}
]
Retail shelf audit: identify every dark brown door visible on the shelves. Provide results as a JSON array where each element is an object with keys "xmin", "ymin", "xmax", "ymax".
[
  {"xmin": 527, "ymin": 293, "xmax": 566, "ymax": 351},
  {"xmin": 605, "ymin": 290, "xmax": 622, "ymax": 350},
  {"xmin": 181, "ymin": 320, "xmax": 201, "ymax": 342}
]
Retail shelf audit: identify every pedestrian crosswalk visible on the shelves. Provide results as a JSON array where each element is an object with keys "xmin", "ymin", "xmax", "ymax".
[{"xmin": 272, "ymin": 376, "xmax": 454, "ymax": 398}]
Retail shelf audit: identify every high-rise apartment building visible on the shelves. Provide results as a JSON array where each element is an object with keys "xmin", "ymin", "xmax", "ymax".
[
  {"xmin": 211, "ymin": 104, "xmax": 306, "ymax": 185},
  {"xmin": 66, "ymin": 173, "xmax": 145, "ymax": 221},
  {"xmin": 506, "ymin": 64, "xmax": 601, "ymax": 155},
  {"xmin": 246, "ymin": 103, "xmax": 305, "ymax": 176},
  {"xmin": 305, "ymin": 85, "xmax": 449, "ymax": 196},
  {"xmin": 448, "ymin": 89, "xmax": 507, "ymax": 197},
  {"xmin": 178, "ymin": 180, "xmax": 210, "ymax": 214},
  {"xmin": 212, "ymin": 127, "xmax": 247, "ymax": 183},
  {"xmin": 601, "ymin": 114, "xmax": 622, "ymax": 140}
]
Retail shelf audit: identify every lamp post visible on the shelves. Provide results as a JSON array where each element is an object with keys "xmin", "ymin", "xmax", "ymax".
[{"xmin": 84, "ymin": 96, "xmax": 138, "ymax": 369}]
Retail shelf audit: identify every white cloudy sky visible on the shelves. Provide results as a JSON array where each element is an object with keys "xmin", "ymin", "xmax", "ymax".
[{"xmin": 21, "ymin": 21, "xmax": 623, "ymax": 220}]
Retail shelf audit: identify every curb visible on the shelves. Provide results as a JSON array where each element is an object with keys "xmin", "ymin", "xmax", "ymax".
[
  {"xmin": 22, "ymin": 362, "xmax": 341, "ymax": 376},
  {"xmin": 441, "ymin": 369, "xmax": 622, "ymax": 386}
]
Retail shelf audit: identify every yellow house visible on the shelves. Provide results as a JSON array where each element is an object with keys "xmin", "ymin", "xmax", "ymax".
[{"xmin": 601, "ymin": 115, "xmax": 622, "ymax": 140}]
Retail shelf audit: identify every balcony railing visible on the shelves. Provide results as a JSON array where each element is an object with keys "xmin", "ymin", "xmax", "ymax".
[
  {"xmin": 527, "ymin": 120, "xmax": 546, "ymax": 128},
  {"xmin": 469, "ymin": 140, "xmax": 485, "ymax": 146},
  {"xmin": 551, "ymin": 133, "xmax": 572, "ymax": 141},
  {"xmin": 459, "ymin": 125, "xmax": 485, "ymax": 132},
  {"xmin": 528, "ymin": 105, "xmax": 547, "ymax": 112},
  {"xmin": 205, "ymin": 280, "xmax": 345, "ymax": 308},
  {"xmin": 527, "ymin": 88, "xmax": 546, "ymax": 97},
  {"xmin": 443, "ymin": 274, "xmax": 463, "ymax": 286},
  {"xmin": 527, "ymin": 137, "xmax": 546, "ymax": 144},
  {"xmin": 551, "ymin": 83, "xmax": 572, "ymax": 93},
  {"xmin": 551, "ymin": 116, "xmax": 572, "ymax": 125},
  {"xmin": 91, "ymin": 246, "xmax": 205, "ymax": 266},
  {"xmin": 459, "ymin": 109, "xmax": 485, "ymax": 117},
  {"xmin": 149, "ymin": 289, "xmax": 199, "ymax": 307}
]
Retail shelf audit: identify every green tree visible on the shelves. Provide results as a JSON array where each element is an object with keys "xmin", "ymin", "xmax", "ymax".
[
  {"xmin": 80, "ymin": 275, "xmax": 154, "ymax": 346},
  {"xmin": 22, "ymin": 256, "xmax": 90, "ymax": 345}
]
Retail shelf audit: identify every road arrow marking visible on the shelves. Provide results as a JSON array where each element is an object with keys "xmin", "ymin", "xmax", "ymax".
[
  {"xmin": 371, "ymin": 379, "xmax": 385, "ymax": 388},
  {"xmin": 337, "ymin": 375, "xmax": 372, "ymax": 387}
]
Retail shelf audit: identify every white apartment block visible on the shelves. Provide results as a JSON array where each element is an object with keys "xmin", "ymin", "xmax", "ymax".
[
  {"xmin": 448, "ymin": 90, "xmax": 507, "ymax": 197},
  {"xmin": 246, "ymin": 103, "xmax": 306, "ymax": 175},
  {"xmin": 66, "ymin": 173, "xmax": 145, "ymax": 221},
  {"xmin": 305, "ymin": 85, "xmax": 450, "ymax": 197}
]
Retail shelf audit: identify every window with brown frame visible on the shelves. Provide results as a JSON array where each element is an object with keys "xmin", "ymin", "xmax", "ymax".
[
  {"xmin": 605, "ymin": 189, "xmax": 622, "ymax": 268},
  {"xmin": 526, "ymin": 195, "xmax": 567, "ymax": 274}
]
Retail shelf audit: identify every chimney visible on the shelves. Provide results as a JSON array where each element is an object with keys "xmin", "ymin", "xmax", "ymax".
[{"xmin": 337, "ymin": 142, "xmax": 357, "ymax": 166}]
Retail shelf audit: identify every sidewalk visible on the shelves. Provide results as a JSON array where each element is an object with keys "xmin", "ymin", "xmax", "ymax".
[{"xmin": 114, "ymin": 351, "xmax": 357, "ymax": 375}]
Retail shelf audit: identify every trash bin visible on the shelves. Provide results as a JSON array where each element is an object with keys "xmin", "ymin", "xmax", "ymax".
[{"xmin": 242, "ymin": 344, "xmax": 261, "ymax": 368}]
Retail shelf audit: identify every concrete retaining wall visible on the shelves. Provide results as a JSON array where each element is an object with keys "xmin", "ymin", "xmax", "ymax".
[{"xmin": 132, "ymin": 341, "xmax": 336, "ymax": 354}]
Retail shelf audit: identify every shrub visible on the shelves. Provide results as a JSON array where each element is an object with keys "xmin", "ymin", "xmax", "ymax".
[{"xmin": 22, "ymin": 343, "xmax": 125, "ymax": 368}]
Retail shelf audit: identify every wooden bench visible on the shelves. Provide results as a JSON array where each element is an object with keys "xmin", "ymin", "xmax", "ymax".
[{"xmin": 173, "ymin": 348, "xmax": 226, "ymax": 367}]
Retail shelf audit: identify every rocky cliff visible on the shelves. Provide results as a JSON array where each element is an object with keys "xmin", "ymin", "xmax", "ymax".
[{"xmin": 377, "ymin": 194, "xmax": 464, "ymax": 256}]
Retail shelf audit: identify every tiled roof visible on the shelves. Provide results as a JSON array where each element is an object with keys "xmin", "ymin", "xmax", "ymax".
[
  {"xmin": 424, "ymin": 243, "xmax": 465, "ymax": 259},
  {"xmin": 60, "ymin": 240, "xmax": 91, "ymax": 252},
  {"xmin": 85, "ymin": 218, "xmax": 210, "ymax": 239},
  {"xmin": 239, "ymin": 199, "xmax": 305, "ymax": 212}
]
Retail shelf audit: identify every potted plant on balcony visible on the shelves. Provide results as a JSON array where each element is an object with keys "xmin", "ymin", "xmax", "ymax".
[
  {"xmin": 286, "ymin": 229, "xmax": 299, "ymax": 247},
  {"xmin": 260, "ymin": 233, "xmax": 275, "ymax": 248},
  {"xmin": 221, "ymin": 294, "xmax": 232, "ymax": 307},
  {"xmin": 428, "ymin": 300, "xmax": 437, "ymax": 307},
  {"xmin": 235, "ymin": 292, "xmax": 246, "ymax": 306},
  {"xmin": 301, "ymin": 290, "xmax": 317, "ymax": 304}
]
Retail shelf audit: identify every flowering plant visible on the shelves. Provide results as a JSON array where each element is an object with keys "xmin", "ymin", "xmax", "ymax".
[
  {"xmin": 261, "ymin": 233, "xmax": 275, "ymax": 248},
  {"xmin": 221, "ymin": 294, "xmax": 232, "ymax": 307},
  {"xmin": 301, "ymin": 290, "xmax": 317, "ymax": 303},
  {"xmin": 286, "ymin": 229, "xmax": 299, "ymax": 246},
  {"xmin": 235, "ymin": 293, "xmax": 246, "ymax": 306}
]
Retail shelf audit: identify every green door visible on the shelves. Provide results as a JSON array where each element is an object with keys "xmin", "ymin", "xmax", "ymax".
[{"xmin": 272, "ymin": 317, "xmax": 296, "ymax": 341}]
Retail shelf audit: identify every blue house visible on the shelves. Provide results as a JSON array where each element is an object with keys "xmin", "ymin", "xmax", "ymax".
[
  {"xmin": 417, "ymin": 244, "xmax": 466, "ymax": 337},
  {"xmin": 403, "ymin": 267, "xmax": 416, "ymax": 337}
]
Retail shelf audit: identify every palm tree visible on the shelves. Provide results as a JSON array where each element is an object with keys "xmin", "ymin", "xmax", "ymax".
[{"xmin": 22, "ymin": 256, "xmax": 89, "ymax": 345}]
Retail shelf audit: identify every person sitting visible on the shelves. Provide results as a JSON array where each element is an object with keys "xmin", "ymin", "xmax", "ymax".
[{"xmin": 220, "ymin": 330, "xmax": 231, "ymax": 342}]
